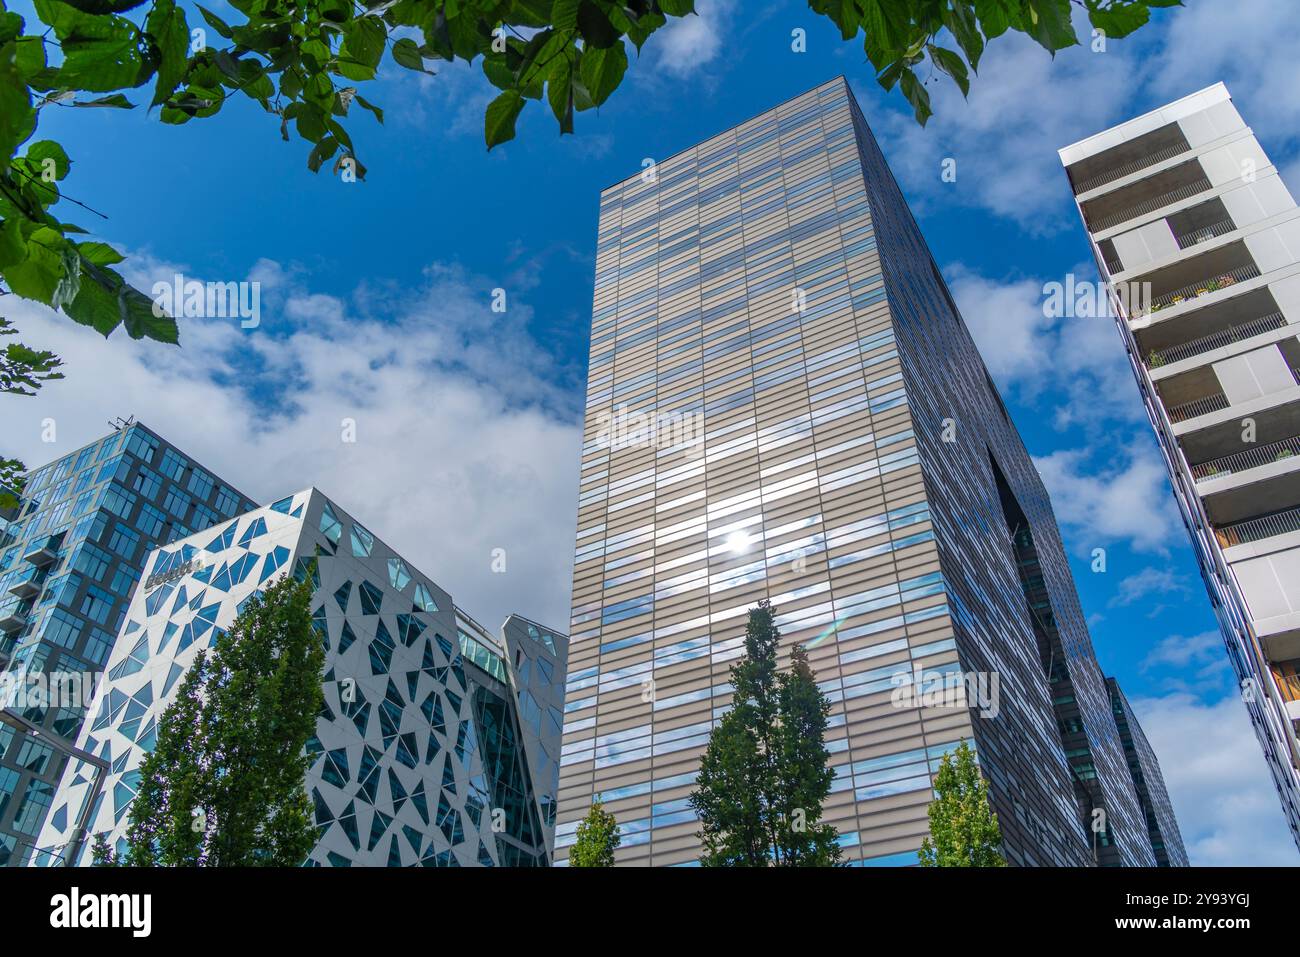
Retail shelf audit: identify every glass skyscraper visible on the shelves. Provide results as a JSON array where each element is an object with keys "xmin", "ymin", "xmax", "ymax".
[
  {"xmin": 558, "ymin": 77, "xmax": 1180, "ymax": 866},
  {"xmin": 0, "ymin": 422, "xmax": 257, "ymax": 865}
]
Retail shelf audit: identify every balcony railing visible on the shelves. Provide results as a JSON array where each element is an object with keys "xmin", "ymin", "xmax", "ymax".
[
  {"xmin": 1175, "ymin": 219, "xmax": 1237, "ymax": 250},
  {"xmin": 1166, "ymin": 392, "xmax": 1229, "ymax": 424},
  {"xmin": 1105, "ymin": 257, "xmax": 1125, "ymax": 275},
  {"xmin": 1088, "ymin": 178, "xmax": 1213, "ymax": 233},
  {"xmin": 5, "ymin": 564, "xmax": 47, "ymax": 599},
  {"xmin": 1193, "ymin": 434, "xmax": 1300, "ymax": 481},
  {"xmin": 1276, "ymin": 669, "xmax": 1300, "ymax": 704},
  {"xmin": 1216, "ymin": 504, "xmax": 1300, "ymax": 548},
  {"xmin": 1146, "ymin": 312, "xmax": 1290, "ymax": 368},
  {"xmin": 1142, "ymin": 264, "xmax": 1262, "ymax": 316},
  {"xmin": 0, "ymin": 595, "xmax": 32, "ymax": 632},
  {"xmin": 21, "ymin": 534, "xmax": 62, "ymax": 566},
  {"xmin": 1072, "ymin": 143, "xmax": 1190, "ymax": 195}
]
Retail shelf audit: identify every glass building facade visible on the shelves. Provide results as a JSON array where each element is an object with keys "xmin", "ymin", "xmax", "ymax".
[
  {"xmin": 0, "ymin": 423, "xmax": 256, "ymax": 866},
  {"xmin": 29, "ymin": 488, "xmax": 569, "ymax": 866},
  {"xmin": 558, "ymin": 77, "xmax": 1171, "ymax": 866},
  {"xmin": 1106, "ymin": 677, "xmax": 1189, "ymax": 867}
]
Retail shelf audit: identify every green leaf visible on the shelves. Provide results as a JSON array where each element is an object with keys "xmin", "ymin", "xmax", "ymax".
[
  {"xmin": 0, "ymin": 40, "xmax": 36, "ymax": 158},
  {"xmin": 70, "ymin": 92, "xmax": 133, "ymax": 107},
  {"xmin": 391, "ymin": 36, "xmax": 432, "ymax": 73},
  {"xmin": 578, "ymin": 39, "xmax": 626, "ymax": 106},
  {"xmin": 547, "ymin": 57, "xmax": 574, "ymax": 134},
  {"xmin": 898, "ymin": 68, "xmax": 931, "ymax": 126},
  {"xmin": 24, "ymin": 140, "xmax": 70, "ymax": 179},
  {"xmin": 145, "ymin": 0, "xmax": 189, "ymax": 108},
  {"xmin": 928, "ymin": 44, "xmax": 970, "ymax": 97},
  {"xmin": 576, "ymin": 0, "xmax": 619, "ymax": 48},
  {"xmin": 484, "ymin": 88, "xmax": 524, "ymax": 148},
  {"xmin": 1088, "ymin": 1, "xmax": 1151, "ymax": 39},
  {"xmin": 35, "ymin": 0, "xmax": 147, "ymax": 92},
  {"xmin": 77, "ymin": 240, "xmax": 123, "ymax": 265}
]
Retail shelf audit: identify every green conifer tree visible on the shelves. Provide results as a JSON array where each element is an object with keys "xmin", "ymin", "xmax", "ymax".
[{"xmin": 690, "ymin": 601, "xmax": 841, "ymax": 866}]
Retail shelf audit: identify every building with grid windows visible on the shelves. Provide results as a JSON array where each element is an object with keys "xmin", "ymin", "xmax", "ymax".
[
  {"xmin": 558, "ymin": 77, "xmax": 1174, "ymax": 866},
  {"xmin": 28, "ymin": 488, "xmax": 569, "ymax": 867},
  {"xmin": 0, "ymin": 423, "xmax": 257, "ymax": 866},
  {"xmin": 1060, "ymin": 83, "xmax": 1300, "ymax": 850}
]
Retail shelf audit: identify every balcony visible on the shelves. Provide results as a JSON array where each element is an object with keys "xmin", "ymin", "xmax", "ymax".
[
  {"xmin": 21, "ymin": 533, "xmax": 62, "ymax": 566},
  {"xmin": 1192, "ymin": 434, "xmax": 1300, "ymax": 482},
  {"xmin": 5, "ymin": 564, "xmax": 47, "ymax": 599},
  {"xmin": 0, "ymin": 596, "xmax": 32, "ymax": 633},
  {"xmin": 1137, "ymin": 249, "xmax": 1261, "ymax": 318},
  {"xmin": 1144, "ymin": 306, "xmax": 1290, "ymax": 369},
  {"xmin": 1068, "ymin": 123, "xmax": 1191, "ymax": 196},
  {"xmin": 1167, "ymin": 392, "xmax": 1230, "ymax": 423},
  {"xmin": 1083, "ymin": 159, "xmax": 1212, "ymax": 233},
  {"xmin": 1216, "ymin": 504, "xmax": 1300, "ymax": 548}
]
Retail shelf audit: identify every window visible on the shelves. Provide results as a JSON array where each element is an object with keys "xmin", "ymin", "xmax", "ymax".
[
  {"xmin": 132, "ymin": 466, "xmax": 162, "ymax": 500},
  {"xmin": 214, "ymin": 486, "xmax": 240, "ymax": 517},
  {"xmin": 192, "ymin": 503, "xmax": 219, "ymax": 531},
  {"xmin": 83, "ymin": 627, "xmax": 115, "ymax": 666},
  {"xmin": 71, "ymin": 543, "xmax": 112, "ymax": 581},
  {"xmin": 99, "ymin": 484, "xmax": 136, "ymax": 520},
  {"xmin": 109, "ymin": 564, "xmax": 139, "ymax": 597},
  {"xmin": 163, "ymin": 486, "xmax": 191, "ymax": 521},
  {"xmin": 39, "ymin": 608, "xmax": 82, "ymax": 649},
  {"xmin": 80, "ymin": 584, "xmax": 115, "ymax": 625},
  {"xmin": 159, "ymin": 448, "xmax": 187, "ymax": 482},
  {"xmin": 187, "ymin": 467, "xmax": 214, "ymax": 501},
  {"xmin": 11, "ymin": 780, "xmax": 54, "ymax": 835},
  {"xmin": 125, "ymin": 429, "xmax": 158, "ymax": 464},
  {"xmin": 107, "ymin": 523, "xmax": 140, "ymax": 560},
  {"xmin": 137, "ymin": 503, "xmax": 167, "ymax": 540}
]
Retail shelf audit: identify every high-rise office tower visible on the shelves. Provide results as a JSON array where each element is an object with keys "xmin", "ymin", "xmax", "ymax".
[
  {"xmin": 560, "ymin": 77, "xmax": 1168, "ymax": 866},
  {"xmin": 1105, "ymin": 677, "xmax": 1188, "ymax": 867},
  {"xmin": 1060, "ymin": 83, "xmax": 1300, "ymax": 849},
  {"xmin": 28, "ymin": 488, "xmax": 569, "ymax": 866},
  {"xmin": 0, "ymin": 422, "xmax": 257, "ymax": 866}
]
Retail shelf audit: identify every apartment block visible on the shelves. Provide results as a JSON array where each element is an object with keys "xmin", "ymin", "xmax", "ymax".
[
  {"xmin": 559, "ymin": 77, "xmax": 1161, "ymax": 866},
  {"xmin": 0, "ymin": 423, "xmax": 257, "ymax": 865},
  {"xmin": 1061, "ymin": 83, "xmax": 1300, "ymax": 848},
  {"xmin": 27, "ymin": 488, "xmax": 568, "ymax": 866}
]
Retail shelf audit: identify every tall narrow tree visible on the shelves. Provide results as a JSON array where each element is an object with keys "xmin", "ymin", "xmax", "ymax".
[
  {"xmin": 568, "ymin": 796, "xmax": 621, "ymax": 868},
  {"xmin": 918, "ymin": 740, "xmax": 1007, "ymax": 867},
  {"xmin": 690, "ymin": 601, "xmax": 841, "ymax": 866},
  {"xmin": 97, "ymin": 574, "xmax": 324, "ymax": 866}
]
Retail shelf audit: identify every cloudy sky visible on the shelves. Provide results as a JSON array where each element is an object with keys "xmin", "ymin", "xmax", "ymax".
[{"xmin": 6, "ymin": 0, "xmax": 1299, "ymax": 864}]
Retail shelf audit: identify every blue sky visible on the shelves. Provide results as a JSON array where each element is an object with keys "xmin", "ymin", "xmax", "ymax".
[{"xmin": 7, "ymin": 0, "xmax": 1300, "ymax": 864}]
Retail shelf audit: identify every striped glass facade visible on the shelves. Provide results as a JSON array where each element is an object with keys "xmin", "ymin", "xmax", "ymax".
[{"xmin": 558, "ymin": 78, "xmax": 1163, "ymax": 866}]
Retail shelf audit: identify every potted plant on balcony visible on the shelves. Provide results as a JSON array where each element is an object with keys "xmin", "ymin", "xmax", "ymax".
[
  {"xmin": 1147, "ymin": 350, "xmax": 1166, "ymax": 368},
  {"xmin": 1276, "ymin": 450, "xmax": 1295, "ymax": 462}
]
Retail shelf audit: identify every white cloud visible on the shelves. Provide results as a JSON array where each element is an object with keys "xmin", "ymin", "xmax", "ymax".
[
  {"xmin": 644, "ymin": 0, "xmax": 736, "ymax": 80},
  {"xmin": 948, "ymin": 263, "xmax": 1148, "ymax": 431},
  {"xmin": 856, "ymin": 0, "xmax": 1300, "ymax": 231},
  {"xmin": 1034, "ymin": 440, "xmax": 1182, "ymax": 554},
  {"xmin": 1109, "ymin": 565, "xmax": 1189, "ymax": 609},
  {"xmin": 2, "ymin": 257, "xmax": 582, "ymax": 635},
  {"xmin": 1132, "ymin": 691, "xmax": 1298, "ymax": 865}
]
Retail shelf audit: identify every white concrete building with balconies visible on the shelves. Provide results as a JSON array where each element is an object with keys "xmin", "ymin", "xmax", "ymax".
[{"xmin": 1061, "ymin": 82, "xmax": 1300, "ymax": 850}]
